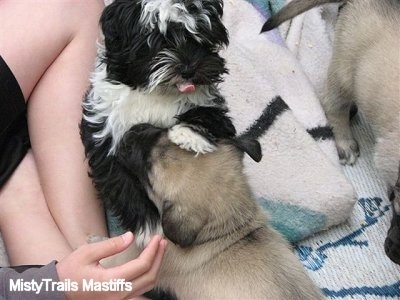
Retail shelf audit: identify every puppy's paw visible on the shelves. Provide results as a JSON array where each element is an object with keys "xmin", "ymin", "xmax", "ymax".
[
  {"xmin": 336, "ymin": 138, "xmax": 360, "ymax": 165},
  {"xmin": 87, "ymin": 234, "xmax": 108, "ymax": 244},
  {"xmin": 168, "ymin": 124, "xmax": 216, "ymax": 154},
  {"xmin": 87, "ymin": 234, "xmax": 139, "ymax": 267},
  {"xmin": 86, "ymin": 235, "xmax": 118, "ymax": 268}
]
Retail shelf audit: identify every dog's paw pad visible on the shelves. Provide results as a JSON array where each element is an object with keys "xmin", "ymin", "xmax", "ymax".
[
  {"xmin": 168, "ymin": 124, "xmax": 216, "ymax": 154},
  {"xmin": 337, "ymin": 139, "xmax": 360, "ymax": 165}
]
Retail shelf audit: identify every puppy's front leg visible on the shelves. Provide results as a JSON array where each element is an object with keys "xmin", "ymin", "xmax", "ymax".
[
  {"xmin": 328, "ymin": 104, "xmax": 360, "ymax": 165},
  {"xmin": 322, "ymin": 71, "xmax": 359, "ymax": 165},
  {"xmin": 168, "ymin": 106, "xmax": 236, "ymax": 154},
  {"xmin": 168, "ymin": 124, "xmax": 217, "ymax": 154}
]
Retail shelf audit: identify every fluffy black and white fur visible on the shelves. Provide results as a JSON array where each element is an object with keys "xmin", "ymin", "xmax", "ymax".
[{"xmin": 81, "ymin": 0, "xmax": 237, "ymax": 246}]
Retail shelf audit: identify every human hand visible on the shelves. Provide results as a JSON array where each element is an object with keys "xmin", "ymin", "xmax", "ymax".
[{"xmin": 56, "ymin": 232, "xmax": 166, "ymax": 300}]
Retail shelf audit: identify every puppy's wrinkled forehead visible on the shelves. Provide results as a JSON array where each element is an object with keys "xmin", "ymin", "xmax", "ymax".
[{"xmin": 140, "ymin": 0, "xmax": 222, "ymax": 36}]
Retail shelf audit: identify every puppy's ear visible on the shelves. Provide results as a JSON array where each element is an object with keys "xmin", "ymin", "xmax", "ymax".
[
  {"xmin": 100, "ymin": 0, "xmax": 142, "ymax": 49},
  {"xmin": 198, "ymin": 0, "xmax": 229, "ymax": 47},
  {"xmin": 232, "ymin": 137, "xmax": 262, "ymax": 162},
  {"xmin": 161, "ymin": 201, "xmax": 207, "ymax": 247},
  {"xmin": 100, "ymin": 0, "xmax": 152, "ymax": 86}
]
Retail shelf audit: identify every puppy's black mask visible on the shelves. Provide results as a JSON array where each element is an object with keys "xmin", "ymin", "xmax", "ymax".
[{"xmin": 100, "ymin": 0, "xmax": 229, "ymax": 91}]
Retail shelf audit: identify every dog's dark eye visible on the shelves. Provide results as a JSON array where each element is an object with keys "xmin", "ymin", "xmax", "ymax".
[
  {"xmin": 186, "ymin": 3, "xmax": 199, "ymax": 13},
  {"xmin": 209, "ymin": 45, "xmax": 223, "ymax": 52}
]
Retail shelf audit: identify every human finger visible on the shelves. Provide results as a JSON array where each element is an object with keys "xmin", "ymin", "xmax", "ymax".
[
  {"xmin": 85, "ymin": 232, "xmax": 134, "ymax": 263},
  {"xmin": 107, "ymin": 235, "xmax": 163, "ymax": 280},
  {"xmin": 128, "ymin": 239, "xmax": 167, "ymax": 296}
]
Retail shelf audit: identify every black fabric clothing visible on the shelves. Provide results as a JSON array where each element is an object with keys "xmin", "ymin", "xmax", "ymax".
[{"xmin": 0, "ymin": 55, "xmax": 30, "ymax": 188}]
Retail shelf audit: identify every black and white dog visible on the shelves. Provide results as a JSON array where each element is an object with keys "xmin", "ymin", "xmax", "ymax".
[{"xmin": 81, "ymin": 0, "xmax": 240, "ymax": 246}]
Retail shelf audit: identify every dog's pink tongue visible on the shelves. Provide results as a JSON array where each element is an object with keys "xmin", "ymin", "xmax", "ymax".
[{"xmin": 177, "ymin": 82, "xmax": 196, "ymax": 93}]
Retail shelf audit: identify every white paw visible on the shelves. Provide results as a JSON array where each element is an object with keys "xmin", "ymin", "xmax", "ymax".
[
  {"xmin": 168, "ymin": 124, "xmax": 216, "ymax": 154},
  {"xmin": 135, "ymin": 223, "xmax": 164, "ymax": 249},
  {"xmin": 336, "ymin": 138, "xmax": 360, "ymax": 165}
]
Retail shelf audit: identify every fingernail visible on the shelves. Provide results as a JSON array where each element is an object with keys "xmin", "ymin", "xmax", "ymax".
[
  {"xmin": 153, "ymin": 235, "xmax": 162, "ymax": 242},
  {"xmin": 121, "ymin": 231, "xmax": 133, "ymax": 244}
]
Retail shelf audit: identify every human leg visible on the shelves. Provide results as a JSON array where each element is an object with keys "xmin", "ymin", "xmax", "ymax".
[
  {"xmin": 26, "ymin": 0, "xmax": 108, "ymax": 249},
  {"xmin": 0, "ymin": 151, "xmax": 71, "ymax": 265},
  {"xmin": 0, "ymin": 0, "xmax": 107, "ymax": 252}
]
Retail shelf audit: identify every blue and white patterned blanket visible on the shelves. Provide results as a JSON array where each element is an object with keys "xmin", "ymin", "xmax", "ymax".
[{"xmin": 299, "ymin": 114, "xmax": 400, "ymax": 299}]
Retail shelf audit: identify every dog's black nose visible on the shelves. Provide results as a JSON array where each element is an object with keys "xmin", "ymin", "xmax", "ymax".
[{"xmin": 179, "ymin": 66, "xmax": 196, "ymax": 79}]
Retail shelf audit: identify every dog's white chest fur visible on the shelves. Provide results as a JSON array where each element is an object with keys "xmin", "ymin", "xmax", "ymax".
[{"xmin": 84, "ymin": 64, "xmax": 217, "ymax": 153}]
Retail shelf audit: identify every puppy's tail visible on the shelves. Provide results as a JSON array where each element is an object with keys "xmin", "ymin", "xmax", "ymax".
[{"xmin": 261, "ymin": 0, "xmax": 345, "ymax": 32}]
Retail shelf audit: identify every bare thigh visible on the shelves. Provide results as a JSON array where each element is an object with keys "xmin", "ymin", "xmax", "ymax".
[
  {"xmin": 0, "ymin": 0, "xmax": 77, "ymax": 101},
  {"xmin": 0, "ymin": 0, "xmax": 107, "ymax": 254},
  {"xmin": 0, "ymin": 151, "xmax": 71, "ymax": 265}
]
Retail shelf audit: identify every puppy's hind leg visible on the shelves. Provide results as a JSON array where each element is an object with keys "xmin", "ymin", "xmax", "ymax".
[{"xmin": 321, "ymin": 67, "xmax": 359, "ymax": 165}]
